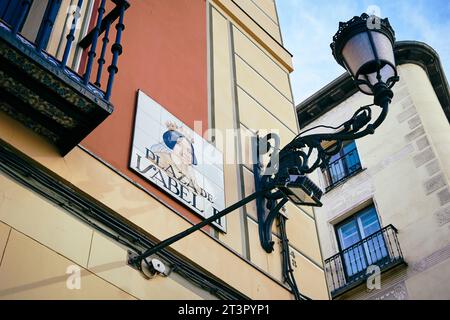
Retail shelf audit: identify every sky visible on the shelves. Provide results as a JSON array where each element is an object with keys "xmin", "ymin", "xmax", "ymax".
[{"xmin": 277, "ymin": 0, "xmax": 450, "ymax": 104}]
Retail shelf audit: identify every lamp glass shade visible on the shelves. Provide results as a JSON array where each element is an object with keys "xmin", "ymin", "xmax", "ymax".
[
  {"xmin": 331, "ymin": 14, "xmax": 398, "ymax": 95},
  {"xmin": 342, "ymin": 31, "xmax": 396, "ymax": 94},
  {"xmin": 341, "ymin": 32, "xmax": 375, "ymax": 77}
]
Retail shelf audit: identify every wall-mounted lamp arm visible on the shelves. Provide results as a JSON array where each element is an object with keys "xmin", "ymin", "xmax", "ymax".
[
  {"xmin": 278, "ymin": 82, "xmax": 394, "ymax": 178},
  {"xmin": 128, "ymin": 186, "xmax": 275, "ymax": 269},
  {"xmin": 259, "ymin": 197, "xmax": 289, "ymax": 253}
]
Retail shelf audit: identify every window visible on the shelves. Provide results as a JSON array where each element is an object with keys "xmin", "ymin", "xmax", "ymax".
[
  {"xmin": 335, "ymin": 205, "xmax": 388, "ymax": 279},
  {"xmin": 323, "ymin": 140, "xmax": 362, "ymax": 190}
]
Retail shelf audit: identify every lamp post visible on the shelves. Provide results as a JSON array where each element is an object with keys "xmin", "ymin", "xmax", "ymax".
[{"xmin": 128, "ymin": 13, "xmax": 399, "ymax": 299}]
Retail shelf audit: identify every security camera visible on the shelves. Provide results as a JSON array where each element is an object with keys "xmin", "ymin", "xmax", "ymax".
[{"xmin": 140, "ymin": 257, "xmax": 167, "ymax": 279}]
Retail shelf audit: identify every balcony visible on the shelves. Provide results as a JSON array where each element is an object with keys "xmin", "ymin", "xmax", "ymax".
[
  {"xmin": 322, "ymin": 145, "xmax": 362, "ymax": 191},
  {"xmin": 324, "ymin": 225, "xmax": 406, "ymax": 298},
  {"xmin": 0, "ymin": 0, "xmax": 129, "ymax": 155}
]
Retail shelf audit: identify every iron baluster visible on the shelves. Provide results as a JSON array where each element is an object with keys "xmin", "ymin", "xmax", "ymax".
[
  {"xmin": 61, "ymin": 0, "xmax": 84, "ymax": 67},
  {"xmin": 95, "ymin": 18, "xmax": 111, "ymax": 87},
  {"xmin": 331, "ymin": 258, "xmax": 338, "ymax": 291},
  {"xmin": 105, "ymin": 0, "xmax": 126, "ymax": 100},
  {"xmin": 384, "ymin": 228, "xmax": 395, "ymax": 259},
  {"xmin": 373, "ymin": 231, "xmax": 382, "ymax": 261},
  {"xmin": 393, "ymin": 226, "xmax": 403, "ymax": 260},
  {"xmin": 338, "ymin": 255, "xmax": 345, "ymax": 287},
  {"xmin": 83, "ymin": 0, "xmax": 106, "ymax": 84}
]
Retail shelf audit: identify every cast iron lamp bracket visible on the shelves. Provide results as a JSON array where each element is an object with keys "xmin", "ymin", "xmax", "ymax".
[
  {"xmin": 254, "ymin": 10, "xmax": 399, "ymax": 250},
  {"xmin": 253, "ymin": 80, "xmax": 395, "ymax": 253}
]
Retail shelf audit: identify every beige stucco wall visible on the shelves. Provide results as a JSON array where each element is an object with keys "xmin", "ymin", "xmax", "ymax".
[
  {"xmin": 0, "ymin": 167, "xmax": 214, "ymax": 300},
  {"xmin": 208, "ymin": 0, "xmax": 328, "ymax": 300},
  {"xmin": 304, "ymin": 63, "xmax": 450, "ymax": 299},
  {"xmin": 211, "ymin": 0, "xmax": 293, "ymax": 72}
]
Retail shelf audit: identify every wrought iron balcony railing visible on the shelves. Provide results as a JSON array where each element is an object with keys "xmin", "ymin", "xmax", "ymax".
[
  {"xmin": 322, "ymin": 147, "xmax": 362, "ymax": 191},
  {"xmin": 0, "ymin": 0, "xmax": 129, "ymax": 155},
  {"xmin": 324, "ymin": 225, "xmax": 406, "ymax": 298}
]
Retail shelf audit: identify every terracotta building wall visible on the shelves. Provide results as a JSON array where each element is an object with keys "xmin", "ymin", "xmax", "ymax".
[{"xmin": 81, "ymin": 0, "xmax": 208, "ymax": 225}]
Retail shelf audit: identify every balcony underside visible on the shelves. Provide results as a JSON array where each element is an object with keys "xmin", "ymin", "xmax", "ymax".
[{"xmin": 0, "ymin": 22, "xmax": 113, "ymax": 156}]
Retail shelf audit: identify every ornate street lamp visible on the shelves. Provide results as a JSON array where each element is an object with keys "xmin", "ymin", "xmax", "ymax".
[
  {"xmin": 128, "ymin": 13, "xmax": 399, "ymax": 300},
  {"xmin": 254, "ymin": 13, "xmax": 399, "ymax": 254}
]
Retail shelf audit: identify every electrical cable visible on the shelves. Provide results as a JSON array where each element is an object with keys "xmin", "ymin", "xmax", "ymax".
[{"xmin": 278, "ymin": 214, "xmax": 312, "ymax": 300}]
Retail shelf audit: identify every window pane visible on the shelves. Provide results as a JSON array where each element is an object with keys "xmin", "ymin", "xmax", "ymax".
[
  {"xmin": 338, "ymin": 219, "xmax": 361, "ymax": 249},
  {"xmin": 365, "ymin": 234, "xmax": 388, "ymax": 264},
  {"xmin": 358, "ymin": 207, "xmax": 388, "ymax": 264},
  {"xmin": 358, "ymin": 207, "xmax": 381, "ymax": 237},
  {"xmin": 343, "ymin": 245, "xmax": 366, "ymax": 277},
  {"xmin": 337, "ymin": 219, "xmax": 363, "ymax": 277},
  {"xmin": 343, "ymin": 141, "xmax": 361, "ymax": 174},
  {"xmin": 329, "ymin": 160, "xmax": 346, "ymax": 183},
  {"xmin": 342, "ymin": 141, "xmax": 356, "ymax": 154}
]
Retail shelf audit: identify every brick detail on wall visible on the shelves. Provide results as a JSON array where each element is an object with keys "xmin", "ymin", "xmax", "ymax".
[
  {"xmin": 400, "ymin": 97, "xmax": 414, "ymax": 110},
  {"xmin": 416, "ymin": 136, "xmax": 430, "ymax": 151},
  {"xmin": 394, "ymin": 86, "xmax": 410, "ymax": 102},
  {"xmin": 437, "ymin": 188, "xmax": 450, "ymax": 206},
  {"xmin": 436, "ymin": 205, "xmax": 450, "ymax": 226},
  {"xmin": 413, "ymin": 147, "xmax": 436, "ymax": 168},
  {"xmin": 405, "ymin": 126, "xmax": 425, "ymax": 142},
  {"xmin": 423, "ymin": 174, "xmax": 447, "ymax": 195},
  {"xmin": 373, "ymin": 282, "xmax": 409, "ymax": 300},
  {"xmin": 425, "ymin": 160, "xmax": 441, "ymax": 176},
  {"xmin": 397, "ymin": 106, "xmax": 418, "ymax": 123},
  {"xmin": 407, "ymin": 115, "xmax": 422, "ymax": 130}
]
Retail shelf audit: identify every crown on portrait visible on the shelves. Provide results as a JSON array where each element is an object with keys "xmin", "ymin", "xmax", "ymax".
[{"xmin": 165, "ymin": 121, "xmax": 179, "ymax": 131}]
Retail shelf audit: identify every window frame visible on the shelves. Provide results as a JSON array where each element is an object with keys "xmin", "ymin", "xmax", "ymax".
[
  {"xmin": 322, "ymin": 140, "xmax": 362, "ymax": 190},
  {"xmin": 334, "ymin": 204, "xmax": 387, "ymax": 280}
]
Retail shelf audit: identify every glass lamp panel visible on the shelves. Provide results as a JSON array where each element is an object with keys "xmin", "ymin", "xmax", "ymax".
[
  {"xmin": 289, "ymin": 188, "xmax": 319, "ymax": 206},
  {"xmin": 291, "ymin": 188, "xmax": 307, "ymax": 202},
  {"xmin": 371, "ymin": 31, "xmax": 395, "ymax": 67},
  {"xmin": 341, "ymin": 32, "xmax": 375, "ymax": 77}
]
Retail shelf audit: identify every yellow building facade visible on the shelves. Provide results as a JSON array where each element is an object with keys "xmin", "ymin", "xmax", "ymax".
[{"xmin": 0, "ymin": 0, "xmax": 329, "ymax": 300}]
